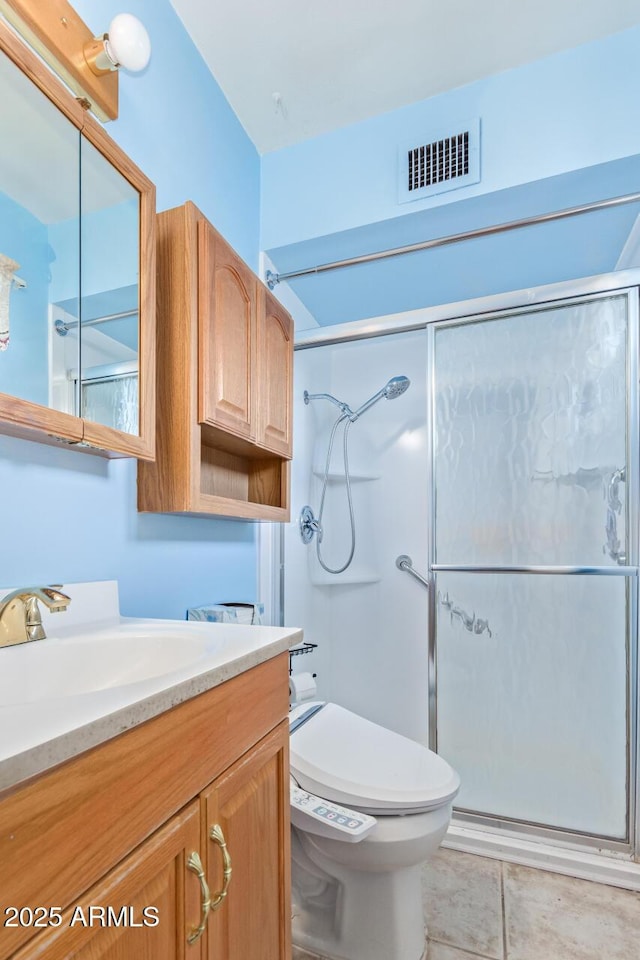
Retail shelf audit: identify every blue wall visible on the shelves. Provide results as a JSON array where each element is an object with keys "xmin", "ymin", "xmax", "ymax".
[
  {"xmin": 0, "ymin": 0, "xmax": 261, "ymax": 618},
  {"xmin": 75, "ymin": 0, "xmax": 260, "ymax": 266},
  {"xmin": 267, "ymin": 162, "xmax": 640, "ymax": 326},
  {"xmin": 261, "ymin": 26, "xmax": 640, "ymax": 250},
  {"xmin": 261, "ymin": 26, "xmax": 640, "ymax": 327},
  {"xmin": 49, "ymin": 201, "xmax": 138, "ymax": 304},
  {"xmin": 4, "ymin": 9, "xmax": 640, "ymax": 616}
]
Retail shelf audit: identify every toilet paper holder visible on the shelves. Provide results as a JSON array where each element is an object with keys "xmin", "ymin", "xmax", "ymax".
[{"xmin": 289, "ymin": 641, "xmax": 317, "ymax": 676}]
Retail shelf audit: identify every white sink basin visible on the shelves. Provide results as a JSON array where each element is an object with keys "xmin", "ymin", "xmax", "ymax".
[
  {"xmin": 0, "ymin": 582, "xmax": 302, "ymax": 790},
  {"xmin": 0, "ymin": 625, "xmax": 213, "ymax": 705}
]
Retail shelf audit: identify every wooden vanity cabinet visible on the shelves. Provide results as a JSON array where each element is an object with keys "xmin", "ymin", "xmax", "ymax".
[
  {"xmin": 137, "ymin": 202, "xmax": 292, "ymax": 521},
  {"xmin": 12, "ymin": 802, "xmax": 203, "ymax": 960},
  {"xmin": 0, "ymin": 654, "xmax": 291, "ymax": 960},
  {"xmin": 203, "ymin": 724, "xmax": 291, "ymax": 960}
]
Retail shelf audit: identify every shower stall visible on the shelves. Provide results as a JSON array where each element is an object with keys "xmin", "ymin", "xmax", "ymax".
[{"xmin": 280, "ymin": 268, "xmax": 640, "ymax": 867}]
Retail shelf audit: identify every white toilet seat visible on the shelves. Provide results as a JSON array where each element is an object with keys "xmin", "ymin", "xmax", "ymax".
[{"xmin": 290, "ymin": 701, "xmax": 460, "ymax": 815}]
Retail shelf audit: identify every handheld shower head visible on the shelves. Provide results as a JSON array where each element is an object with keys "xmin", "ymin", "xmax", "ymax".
[
  {"xmin": 351, "ymin": 375, "xmax": 411, "ymax": 419},
  {"xmin": 383, "ymin": 375, "xmax": 411, "ymax": 400}
]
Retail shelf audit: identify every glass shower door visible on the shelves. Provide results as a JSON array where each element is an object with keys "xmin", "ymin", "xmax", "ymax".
[{"xmin": 431, "ymin": 289, "xmax": 638, "ymax": 848}]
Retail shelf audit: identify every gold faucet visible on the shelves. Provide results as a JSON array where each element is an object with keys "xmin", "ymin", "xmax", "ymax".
[{"xmin": 0, "ymin": 586, "xmax": 71, "ymax": 648}]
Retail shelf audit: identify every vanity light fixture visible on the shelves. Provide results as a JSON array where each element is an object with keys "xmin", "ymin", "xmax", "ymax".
[
  {"xmin": 0, "ymin": 0, "xmax": 150, "ymax": 121},
  {"xmin": 83, "ymin": 14, "xmax": 151, "ymax": 76}
]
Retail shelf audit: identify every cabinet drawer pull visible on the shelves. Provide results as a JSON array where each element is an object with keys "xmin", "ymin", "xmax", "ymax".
[
  {"xmin": 209, "ymin": 823, "xmax": 233, "ymax": 910},
  {"xmin": 187, "ymin": 850, "xmax": 212, "ymax": 944}
]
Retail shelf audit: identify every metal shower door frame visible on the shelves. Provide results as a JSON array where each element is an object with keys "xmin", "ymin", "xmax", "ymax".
[
  {"xmin": 426, "ymin": 282, "xmax": 640, "ymax": 858},
  {"xmin": 278, "ymin": 267, "xmax": 640, "ymax": 858}
]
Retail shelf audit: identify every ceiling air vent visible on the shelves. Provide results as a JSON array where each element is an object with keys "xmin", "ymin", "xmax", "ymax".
[{"xmin": 398, "ymin": 119, "xmax": 480, "ymax": 204}]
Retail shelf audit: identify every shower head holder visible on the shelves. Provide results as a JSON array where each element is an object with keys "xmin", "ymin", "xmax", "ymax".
[
  {"xmin": 304, "ymin": 376, "xmax": 410, "ymax": 422},
  {"xmin": 304, "ymin": 390, "xmax": 354, "ymax": 418}
]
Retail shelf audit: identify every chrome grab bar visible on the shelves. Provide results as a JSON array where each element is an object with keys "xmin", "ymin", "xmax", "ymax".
[{"xmin": 396, "ymin": 555, "xmax": 429, "ymax": 589}]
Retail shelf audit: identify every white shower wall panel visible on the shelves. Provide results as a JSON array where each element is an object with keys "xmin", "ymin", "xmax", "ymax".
[{"xmin": 285, "ymin": 329, "xmax": 430, "ymax": 743}]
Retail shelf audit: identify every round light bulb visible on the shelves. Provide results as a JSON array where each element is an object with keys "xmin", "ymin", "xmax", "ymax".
[{"xmin": 105, "ymin": 13, "xmax": 151, "ymax": 72}]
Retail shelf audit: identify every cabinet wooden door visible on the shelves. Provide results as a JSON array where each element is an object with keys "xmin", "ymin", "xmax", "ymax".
[
  {"xmin": 202, "ymin": 722, "xmax": 291, "ymax": 960},
  {"xmin": 256, "ymin": 287, "xmax": 293, "ymax": 458},
  {"xmin": 13, "ymin": 803, "xmax": 205, "ymax": 960},
  {"xmin": 197, "ymin": 219, "xmax": 256, "ymax": 439}
]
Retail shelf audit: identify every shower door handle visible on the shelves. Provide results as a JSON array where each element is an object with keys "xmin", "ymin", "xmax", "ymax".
[
  {"xmin": 605, "ymin": 467, "xmax": 626, "ymax": 564},
  {"xmin": 396, "ymin": 555, "xmax": 429, "ymax": 589}
]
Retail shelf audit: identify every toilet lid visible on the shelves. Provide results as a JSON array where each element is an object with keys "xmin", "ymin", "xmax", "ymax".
[{"xmin": 289, "ymin": 702, "xmax": 460, "ymax": 814}]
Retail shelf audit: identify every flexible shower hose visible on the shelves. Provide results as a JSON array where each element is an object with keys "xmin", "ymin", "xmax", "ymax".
[{"xmin": 315, "ymin": 412, "xmax": 357, "ymax": 574}]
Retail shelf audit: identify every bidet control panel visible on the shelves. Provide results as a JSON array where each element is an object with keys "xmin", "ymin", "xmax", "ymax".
[{"xmin": 290, "ymin": 780, "xmax": 376, "ymax": 843}]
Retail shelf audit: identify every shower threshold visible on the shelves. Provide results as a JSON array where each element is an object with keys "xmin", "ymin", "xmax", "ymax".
[{"xmin": 445, "ymin": 819, "xmax": 640, "ymax": 892}]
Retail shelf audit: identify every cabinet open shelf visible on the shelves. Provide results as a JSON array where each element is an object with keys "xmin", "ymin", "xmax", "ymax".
[
  {"xmin": 199, "ymin": 439, "xmax": 289, "ymax": 519},
  {"xmin": 311, "ymin": 469, "xmax": 380, "ymax": 482},
  {"xmin": 309, "ymin": 570, "xmax": 381, "ymax": 586}
]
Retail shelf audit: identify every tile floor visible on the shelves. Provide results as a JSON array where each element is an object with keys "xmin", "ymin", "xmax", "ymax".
[
  {"xmin": 292, "ymin": 848, "xmax": 640, "ymax": 960},
  {"xmin": 423, "ymin": 849, "xmax": 640, "ymax": 960}
]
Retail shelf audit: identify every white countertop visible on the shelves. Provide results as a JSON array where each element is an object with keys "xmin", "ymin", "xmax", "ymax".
[{"xmin": 0, "ymin": 581, "xmax": 302, "ymax": 793}]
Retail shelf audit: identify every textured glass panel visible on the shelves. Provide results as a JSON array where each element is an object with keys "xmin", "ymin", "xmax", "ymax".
[
  {"xmin": 436, "ymin": 571, "xmax": 629, "ymax": 838},
  {"xmin": 434, "ymin": 295, "xmax": 628, "ymax": 565},
  {"xmin": 81, "ymin": 375, "xmax": 138, "ymax": 434},
  {"xmin": 80, "ymin": 134, "xmax": 140, "ymax": 434}
]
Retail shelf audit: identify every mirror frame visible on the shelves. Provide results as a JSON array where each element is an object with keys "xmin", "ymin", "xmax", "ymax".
[{"xmin": 0, "ymin": 19, "xmax": 156, "ymax": 459}]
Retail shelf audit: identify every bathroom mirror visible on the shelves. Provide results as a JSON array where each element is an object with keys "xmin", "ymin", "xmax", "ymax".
[
  {"xmin": 54, "ymin": 135, "xmax": 141, "ymax": 437},
  {"xmin": 0, "ymin": 35, "xmax": 80, "ymax": 415},
  {"xmin": 0, "ymin": 20, "xmax": 155, "ymax": 458}
]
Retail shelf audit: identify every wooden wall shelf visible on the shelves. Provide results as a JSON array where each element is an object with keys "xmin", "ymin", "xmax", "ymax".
[{"xmin": 138, "ymin": 202, "xmax": 293, "ymax": 521}]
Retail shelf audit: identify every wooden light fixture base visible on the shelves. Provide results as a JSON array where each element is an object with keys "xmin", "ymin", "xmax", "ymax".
[{"xmin": 0, "ymin": 0, "xmax": 118, "ymax": 120}]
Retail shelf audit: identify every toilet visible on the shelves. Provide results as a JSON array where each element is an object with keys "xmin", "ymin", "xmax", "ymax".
[{"xmin": 289, "ymin": 701, "xmax": 460, "ymax": 960}]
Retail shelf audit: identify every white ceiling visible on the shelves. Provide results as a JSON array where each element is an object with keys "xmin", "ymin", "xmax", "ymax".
[{"xmin": 169, "ymin": 0, "xmax": 640, "ymax": 154}]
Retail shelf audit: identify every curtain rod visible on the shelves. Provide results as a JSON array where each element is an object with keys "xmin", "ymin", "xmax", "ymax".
[
  {"xmin": 54, "ymin": 309, "xmax": 138, "ymax": 337},
  {"xmin": 265, "ymin": 190, "xmax": 640, "ymax": 289}
]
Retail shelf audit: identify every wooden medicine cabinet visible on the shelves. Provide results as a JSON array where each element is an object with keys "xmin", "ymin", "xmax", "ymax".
[
  {"xmin": 138, "ymin": 202, "xmax": 293, "ymax": 520},
  {"xmin": 0, "ymin": 21, "xmax": 155, "ymax": 458}
]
